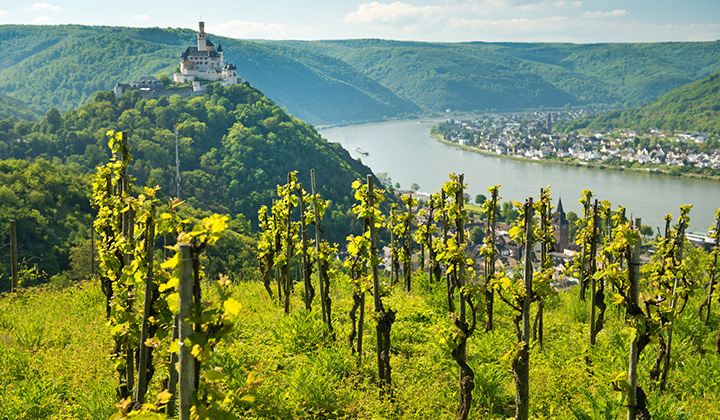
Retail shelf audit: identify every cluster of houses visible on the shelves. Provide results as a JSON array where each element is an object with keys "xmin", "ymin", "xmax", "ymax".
[
  {"xmin": 441, "ymin": 112, "xmax": 720, "ymax": 173},
  {"xmin": 374, "ymin": 194, "xmax": 580, "ymax": 290}
]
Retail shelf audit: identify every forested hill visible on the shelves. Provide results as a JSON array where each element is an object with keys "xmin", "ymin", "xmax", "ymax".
[
  {"xmin": 2, "ymin": 25, "xmax": 720, "ymax": 124},
  {"xmin": 560, "ymin": 70, "xmax": 720, "ymax": 136},
  {"xmin": 0, "ymin": 25, "xmax": 418, "ymax": 125},
  {"xmin": 0, "ymin": 93, "xmax": 40, "ymax": 121},
  {"xmin": 270, "ymin": 39, "xmax": 720, "ymax": 113},
  {"xmin": 0, "ymin": 82, "xmax": 376, "ymax": 285}
]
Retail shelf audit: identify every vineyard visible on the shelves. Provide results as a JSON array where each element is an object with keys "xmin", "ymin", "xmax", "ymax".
[{"xmin": 1, "ymin": 131, "xmax": 719, "ymax": 420}]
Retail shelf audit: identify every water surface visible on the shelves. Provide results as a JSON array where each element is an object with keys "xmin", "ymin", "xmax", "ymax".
[{"xmin": 321, "ymin": 119, "xmax": 720, "ymax": 232}]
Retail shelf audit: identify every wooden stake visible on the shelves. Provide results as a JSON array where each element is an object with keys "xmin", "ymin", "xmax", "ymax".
[
  {"xmin": 590, "ymin": 199, "xmax": 599, "ymax": 347},
  {"xmin": 311, "ymin": 170, "xmax": 329, "ymax": 329},
  {"xmin": 135, "ymin": 204, "xmax": 156, "ymax": 405},
  {"xmin": 661, "ymin": 216, "xmax": 686, "ymax": 391},
  {"xmin": 178, "ymin": 243, "xmax": 195, "ymax": 420},
  {"xmin": 627, "ymin": 218, "xmax": 641, "ymax": 420}
]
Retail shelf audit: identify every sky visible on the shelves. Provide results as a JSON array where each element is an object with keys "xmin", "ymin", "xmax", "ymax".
[{"xmin": 1, "ymin": 1, "xmax": 719, "ymax": 43}]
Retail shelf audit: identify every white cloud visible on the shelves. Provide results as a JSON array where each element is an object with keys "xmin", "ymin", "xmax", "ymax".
[
  {"xmin": 0, "ymin": 10, "xmax": 10, "ymax": 17},
  {"xmin": 34, "ymin": 15, "xmax": 53, "ymax": 22},
  {"xmin": 583, "ymin": 9, "xmax": 627, "ymax": 18},
  {"xmin": 132, "ymin": 14, "xmax": 151, "ymax": 21},
  {"xmin": 345, "ymin": 2, "xmax": 446, "ymax": 25},
  {"xmin": 462, "ymin": 0, "xmax": 580, "ymax": 14},
  {"xmin": 552, "ymin": 1, "xmax": 581, "ymax": 8},
  {"xmin": 28, "ymin": 3, "xmax": 62, "ymax": 12},
  {"xmin": 210, "ymin": 20, "xmax": 289, "ymax": 39},
  {"xmin": 449, "ymin": 15, "xmax": 569, "ymax": 31}
]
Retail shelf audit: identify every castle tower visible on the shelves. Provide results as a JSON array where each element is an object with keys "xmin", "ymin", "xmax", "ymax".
[
  {"xmin": 553, "ymin": 197, "xmax": 569, "ymax": 252},
  {"xmin": 197, "ymin": 21, "xmax": 207, "ymax": 51}
]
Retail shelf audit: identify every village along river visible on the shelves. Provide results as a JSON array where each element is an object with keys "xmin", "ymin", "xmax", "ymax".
[{"xmin": 320, "ymin": 118, "xmax": 720, "ymax": 233}]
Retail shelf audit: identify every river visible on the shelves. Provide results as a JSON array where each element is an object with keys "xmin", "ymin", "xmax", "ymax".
[{"xmin": 320, "ymin": 118, "xmax": 720, "ymax": 233}]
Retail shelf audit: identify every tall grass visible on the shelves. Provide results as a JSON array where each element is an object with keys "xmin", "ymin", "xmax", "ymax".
[{"xmin": 0, "ymin": 271, "xmax": 718, "ymax": 419}]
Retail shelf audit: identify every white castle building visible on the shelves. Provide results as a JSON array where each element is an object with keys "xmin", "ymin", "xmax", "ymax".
[{"xmin": 173, "ymin": 21, "xmax": 241, "ymax": 88}]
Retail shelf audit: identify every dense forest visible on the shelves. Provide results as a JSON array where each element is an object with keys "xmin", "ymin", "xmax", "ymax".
[
  {"xmin": 2, "ymin": 24, "xmax": 720, "ymax": 124},
  {"xmin": 253, "ymin": 39, "xmax": 720, "ymax": 112},
  {"xmin": 0, "ymin": 82, "xmax": 378, "ymax": 290},
  {"xmin": 0, "ymin": 93, "xmax": 40, "ymax": 121},
  {"xmin": 0, "ymin": 25, "xmax": 417, "ymax": 125},
  {"xmin": 560, "ymin": 70, "xmax": 720, "ymax": 136}
]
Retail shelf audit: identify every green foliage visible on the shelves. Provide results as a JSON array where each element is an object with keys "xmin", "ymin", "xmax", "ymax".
[
  {"xmin": 273, "ymin": 39, "xmax": 720, "ymax": 113},
  {"xmin": 0, "ymin": 94, "xmax": 41, "ymax": 121},
  {"xmin": 0, "ymin": 158, "xmax": 92, "ymax": 290},
  {"xmin": 0, "ymin": 25, "xmax": 417, "ymax": 124},
  {"xmin": 3, "ymin": 25, "xmax": 720, "ymax": 123},
  {"xmin": 561, "ymin": 70, "xmax": 720, "ymax": 136},
  {"xmin": 0, "ymin": 82, "xmax": 371, "ymax": 243},
  {"xmin": 3, "ymin": 261, "xmax": 720, "ymax": 419}
]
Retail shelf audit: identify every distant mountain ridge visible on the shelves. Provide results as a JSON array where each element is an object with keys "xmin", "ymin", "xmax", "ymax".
[
  {"xmin": 561, "ymin": 69, "xmax": 720, "ymax": 136},
  {"xmin": 1, "ymin": 24, "xmax": 720, "ymax": 124}
]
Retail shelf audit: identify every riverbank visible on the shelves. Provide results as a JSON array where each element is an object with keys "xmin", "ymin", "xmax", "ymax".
[{"xmin": 432, "ymin": 133, "xmax": 720, "ymax": 182}]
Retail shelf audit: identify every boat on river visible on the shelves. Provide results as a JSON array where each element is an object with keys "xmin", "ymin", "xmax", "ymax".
[{"xmin": 354, "ymin": 147, "xmax": 369, "ymax": 156}]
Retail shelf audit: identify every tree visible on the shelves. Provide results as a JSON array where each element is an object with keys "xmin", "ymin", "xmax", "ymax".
[
  {"xmin": 567, "ymin": 211, "xmax": 579, "ymax": 238},
  {"xmin": 157, "ymin": 72, "xmax": 171, "ymax": 86},
  {"xmin": 411, "ymin": 183, "xmax": 420, "ymax": 193},
  {"xmin": 475, "ymin": 194, "xmax": 487, "ymax": 205},
  {"xmin": 640, "ymin": 224, "xmax": 654, "ymax": 238},
  {"xmin": 44, "ymin": 107, "xmax": 62, "ymax": 134},
  {"xmin": 376, "ymin": 172, "xmax": 393, "ymax": 191},
  {"xmin": 470, "ymin": 226, "xmax": 484, "ymax": 245}
]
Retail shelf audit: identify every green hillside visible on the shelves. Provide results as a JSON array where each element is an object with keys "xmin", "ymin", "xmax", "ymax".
[
  {"xmin": 0, "ymin": 25, "xmax": 417, "ymax": 125},
  {"xmin": 0, "ymin": 93, "xmax": 41, "ymax": 121},
  {"xmin": 2, "ymin": 25, "xmax": 720, "ymax": 124},
  {"xmin": 267, "ymin": 39, "xmax": 720, "ymax": 113},
  {"xmin": 560, "ymin": 70, "xmax": 720, "ymax": 136},
  {"xmin": 0, "ymin": 82, "xmax": 379, "ymax": 286}
]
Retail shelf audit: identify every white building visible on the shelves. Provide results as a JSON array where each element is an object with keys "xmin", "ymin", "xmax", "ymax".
[{"xmin": 173, "ymin": 21, "xmax": 241, "ymax": 89}]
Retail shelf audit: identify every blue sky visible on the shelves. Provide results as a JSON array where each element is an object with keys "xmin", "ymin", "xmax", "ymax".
[{"xmin": 1, "ymin": 1, "xmax": 719, "ymax": 43}]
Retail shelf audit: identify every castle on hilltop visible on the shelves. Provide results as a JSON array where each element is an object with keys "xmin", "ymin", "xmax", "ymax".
[
  {"xmin": 115, "ymin": 21, "xmax": 242, "ymax": 99},
  {"xmin": 173, "ymin": 21, "xmax": 241, "ymax": 88}
]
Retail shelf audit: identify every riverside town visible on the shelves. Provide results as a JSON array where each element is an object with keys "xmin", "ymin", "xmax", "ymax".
[{"xmin": 433, "ymin": 111, "xmax": 720, "ymax": 178}]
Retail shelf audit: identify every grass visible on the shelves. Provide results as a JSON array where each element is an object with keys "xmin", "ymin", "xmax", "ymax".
[{"xmin": 0, "ymin": 272, "xmax": 718, "ymax": 419}]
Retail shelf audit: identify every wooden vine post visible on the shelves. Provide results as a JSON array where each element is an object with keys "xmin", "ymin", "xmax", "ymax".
[
  {"xmin": 578, "ymin": 190, "xmax": 593, "ymax": 301},
  {"xmin": 135, "ymin": 204, "xmax": 156, "ymax": 405},
  {"xmin": 346, "ymin": 179, "xmax": 373, "ymax": 362},
  {"xmin": 589, "ymin": 199, "xmax": 600, "ymax": 347},
  {"xmin": 483, "ymin": 186, "xmax": 499, "ymax": 332},
  {"xmin": 533, "ymin": 188, "xmax": 553, "ymax": 347},
  {"xmin": 660, "ymin": 208, "xmax": 688, "ymax": 392},
  {"xmin": 402, "ymin": 195, "xmax": 415, "ymax": 292},
  {"xmin": 453, "ymin": 174, "xmax": 475, "ymax": 420},
  {"xmin": 627, "ymin": 217, "xmax": 641, "ymax": 420},
  {"xmin": 389, "ymin": 203, "xmax": 398, "ymax": 285},
  {"xmin": 516, "ymin": 197, "xmax": 534, "ymax": 420},
  {"xmin": 10, "ymin": 219, "xmax": 18, "ymax": 291},
  {"xmin": 283, "ymin": 173, "xmax": 294, "ymax": 314},
  {"xmin": 296, "ymin": 182, "xmax": 314, "ymax": 311},
  {"xmin": 441, "ymin": 190, "xmax": 455, "ymax": 314},
  {"xmin": 177, "ymin": 243, "xmax": 194, "ymax": 420},
  {"xmin": 368, "ymin": 175, "xmax": 396, "ymax": 396},
  {"xmin": 257, "ymin": 207, "xmax": 276, "ymax": 300},
  {"xmin": 427, "ymin": 193, "xmax": 442, "ymax": 284},
  {"xmin": 311, "ymin": 169, "xmax": 330, "ymax": 331}
]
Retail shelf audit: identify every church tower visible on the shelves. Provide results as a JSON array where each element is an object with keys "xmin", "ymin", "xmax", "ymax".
[
  {"xmin": 546, "ymin": 113, "xmax": 553, "ymax": 133},
  {"xmin": 553, "ymin": 197, "xmax": 569, "ymax": 252},
  {"xmin": 197, "ymin": 21, "xmax": 207, "ymax": 51}
]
